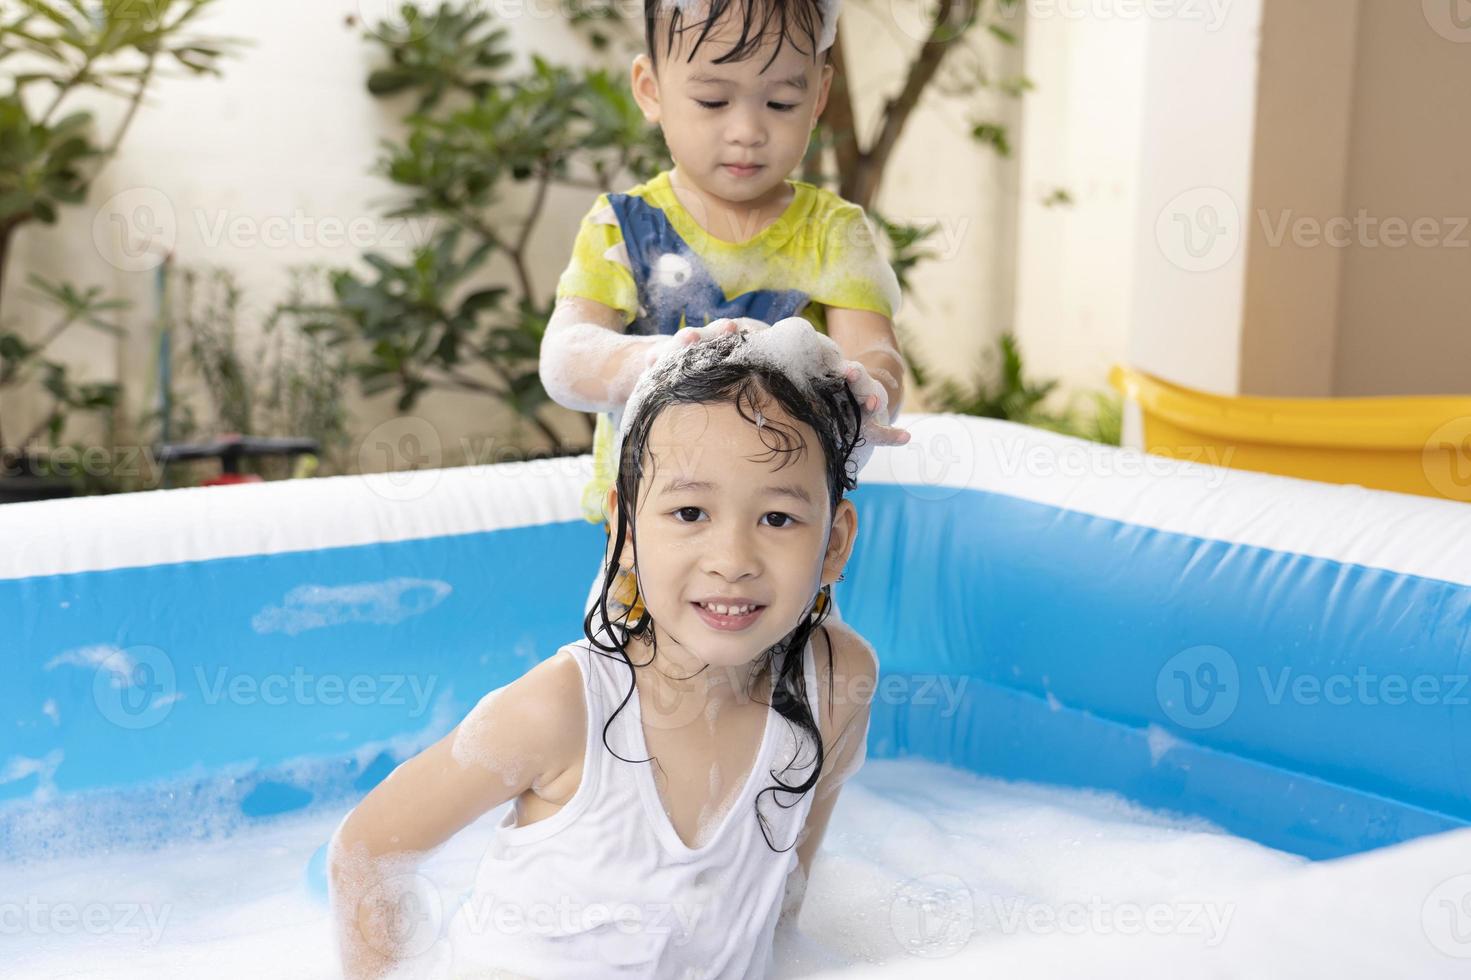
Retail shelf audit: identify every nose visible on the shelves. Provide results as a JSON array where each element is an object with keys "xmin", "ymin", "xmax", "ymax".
[
  {"xmin": 724, "ymin": 103, "xmax": 766, "ymax": 148},
  {"xmin": 700, "ymin": 519, "xmax": 761, "ymax": 582}
]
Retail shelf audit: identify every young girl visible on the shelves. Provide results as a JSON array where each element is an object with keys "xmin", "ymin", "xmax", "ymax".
[{"xmin": 329, "ymin": 323, "xmax": 880, "ymax": 979}]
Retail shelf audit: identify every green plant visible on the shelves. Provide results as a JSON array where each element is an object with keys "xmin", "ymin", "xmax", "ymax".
[
  {"xmin": 0, "ymin": 0, "xmax": 240, "ymax": 461},
  {"xmin": 175, "ymin": 265, "xmax": 353, "ymax": 474},
  {"xmin": 0, "ymin": 275, "xmax": 126, "ymax": 469},
  {"xmin": 309, "ymin": 6, "xmax": 666, "ymax": 448},
  {"xmin": 909, "ymin": 330, "xmax": 1122, "ymax": 445}
]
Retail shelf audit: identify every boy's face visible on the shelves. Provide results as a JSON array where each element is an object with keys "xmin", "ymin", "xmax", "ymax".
[
  {"xmin": 611, "ymin": 397, "xmax": 855, "ymax": 670},
  {"xmin": 631, "ymin": 2, "xmax": 834, "ymax": 213}
]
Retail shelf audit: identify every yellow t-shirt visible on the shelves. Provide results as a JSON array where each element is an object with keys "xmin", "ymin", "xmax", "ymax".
[{"xmin": 554, "ymin": 169, "xmax": 902, "ymax": 524}]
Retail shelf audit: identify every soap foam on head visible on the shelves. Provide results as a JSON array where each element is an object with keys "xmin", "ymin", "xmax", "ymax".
[{"xmin": 617, "ymin": 316, "xmax": 874, "ymax": 479}]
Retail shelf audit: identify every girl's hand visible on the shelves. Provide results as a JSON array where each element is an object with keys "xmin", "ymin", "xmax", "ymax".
[
  {"xmin": 843, "ymin": 360, "xmax": 911, "ymax": 446},
  {"xmin": 638, "ymin": 318, "xmax": 745, "ymax": 370}
]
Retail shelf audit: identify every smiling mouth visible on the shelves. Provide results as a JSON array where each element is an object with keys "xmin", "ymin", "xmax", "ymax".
[{"xmin": 691, "ymin": 600, "xmax": 766, "ymax": 631}]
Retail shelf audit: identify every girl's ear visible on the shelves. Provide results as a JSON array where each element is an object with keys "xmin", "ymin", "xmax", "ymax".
[
  {"xmin": 606, "ymin": 486, "xmax": 635, "ymax": 563},
  {"xmin": 821, "ymin": 499, "xmax": 858, "ymax": 586},
  {"xmin": 630, "ymin": 54, "xmax": 663, "ymax": 124}
]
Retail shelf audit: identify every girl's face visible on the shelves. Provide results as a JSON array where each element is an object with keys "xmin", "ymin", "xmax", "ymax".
[
  {"xmin": 614, "ymin": 396, "xmax": 856, "ymax": 669},
  {"xmin": 631, "ymin": 5, "xmax": 834, "ymax": 215}
]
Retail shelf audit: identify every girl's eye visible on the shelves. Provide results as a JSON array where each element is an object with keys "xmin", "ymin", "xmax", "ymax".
[
  {"xmin": 695, "ymin": 100, "xmax": 726, "ymax": 110},
  {"xmin": 762, "ymin": 512, "xmax": 796, "ymax": 528},
  {"xmin": 673, "ymin": 506, "xmax": 705, "ymax": 523}
]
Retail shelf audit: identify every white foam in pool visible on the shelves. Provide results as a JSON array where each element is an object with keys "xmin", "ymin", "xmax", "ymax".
[{"xmin": 2, "ymin": 758, "xmax": 1467, "ymax": 978}]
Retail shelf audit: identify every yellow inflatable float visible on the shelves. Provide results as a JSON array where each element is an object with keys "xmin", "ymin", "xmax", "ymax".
[{"xmin": 1110, "ymin": 364, "xmax": 1471, "ymax": 503}]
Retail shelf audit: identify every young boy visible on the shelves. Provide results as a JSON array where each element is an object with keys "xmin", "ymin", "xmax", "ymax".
[{"xmin": 540, "ymin": 0, "xmax": 911, "ymax": 529}]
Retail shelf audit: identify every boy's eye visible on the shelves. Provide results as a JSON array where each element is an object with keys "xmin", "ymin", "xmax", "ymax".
[
  {"xmin": 762, "ymin": 512, "xmax": 797, "ymax": 528},
  {"xmin": 693, "ymin": 100, "xmax": 798, "ymax": 112}
]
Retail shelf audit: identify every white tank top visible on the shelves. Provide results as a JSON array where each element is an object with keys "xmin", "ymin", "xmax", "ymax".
[{"xmin": 443, "ymin": 633, "xmax": 821, "ymax": 979}]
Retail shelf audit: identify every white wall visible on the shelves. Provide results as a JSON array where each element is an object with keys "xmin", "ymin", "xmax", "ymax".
[
  {"xmin": 4, "ymin": 0, "xmax": 1013, "ymax": 466},
  {"xmin": 1010, "ymin": 7, "xmax": 1149, "ymax": 403}
]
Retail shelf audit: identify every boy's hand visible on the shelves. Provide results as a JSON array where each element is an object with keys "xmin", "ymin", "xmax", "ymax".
[
  {"xmin": 638, "ymin": 318, "xmax": 744, "ymax": 370},
  {"xmin": 843, "ymin": 359, "xmax": 911, "ymax": 446},
  {"xmin": 699, "ymin": 316, "xmax": 912, "ymax": 448}
]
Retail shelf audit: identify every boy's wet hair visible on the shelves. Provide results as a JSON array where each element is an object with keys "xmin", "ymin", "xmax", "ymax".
[
  {"xmin": 645, "ymin": 0, "xmax": 829, "ymax": 74},
  {"xmin": 585, "ymin": 329, "xmax": 864, "ymax": 853}
]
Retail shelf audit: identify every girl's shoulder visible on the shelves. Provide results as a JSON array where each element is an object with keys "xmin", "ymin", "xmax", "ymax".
[{"xmin": 459, "ymin": 642, "xmax": 591, "ymax": 790}]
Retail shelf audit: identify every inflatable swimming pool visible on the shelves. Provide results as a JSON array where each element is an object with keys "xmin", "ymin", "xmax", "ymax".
[{"xmin": 2, "ymin": 414, "xmax": 1468, "ymax": 958}]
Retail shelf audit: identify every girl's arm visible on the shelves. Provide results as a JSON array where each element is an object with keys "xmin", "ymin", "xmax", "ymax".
[
  {"xmin": 539, "ymin": 297, "xmax": 738, "ymax": 414},
  {"xmin": 328, "ymin": 650, "xmax": 585, "ymax": 979},
  {"xmin": 778, "ymin": 622, "xmax": 878, "ymax": 930}
]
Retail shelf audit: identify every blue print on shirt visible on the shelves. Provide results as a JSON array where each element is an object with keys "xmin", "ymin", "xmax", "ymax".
[{"xmin": 607, "ymin": 193, "xmax": 810, "ymax": 337}]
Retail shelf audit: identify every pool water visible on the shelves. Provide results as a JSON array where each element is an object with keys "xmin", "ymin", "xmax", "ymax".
[{"xmin": 0, "ymin": 757, "xmax": 1333, "ymax": 978}]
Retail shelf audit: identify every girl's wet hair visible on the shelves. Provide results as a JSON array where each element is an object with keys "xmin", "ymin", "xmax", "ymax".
[
  {"xmin": 645, "ymin": 0, "xmax": 828, "ymax": 74},
  {"xmin": 584, "ymin": 329, "xmax": 864, "ymax": 852}
]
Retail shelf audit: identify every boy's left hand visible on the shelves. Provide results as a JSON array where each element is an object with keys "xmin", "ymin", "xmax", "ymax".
[
  {"xmin": 707, "ymin": 317, "xmax": 911, "ymax": 447},
  {"xmin": 843, "ymin": 360, "xmax": 911, "ymax": 446}
]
